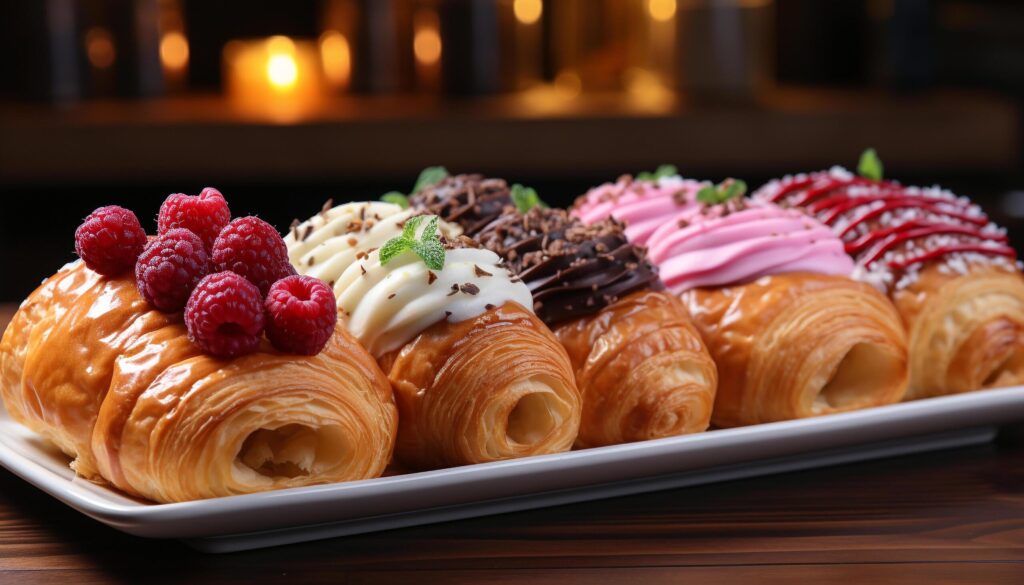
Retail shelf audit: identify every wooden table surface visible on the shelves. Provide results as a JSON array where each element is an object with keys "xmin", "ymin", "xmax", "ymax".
[{"xmin": 1, "ymin": 304, "xmax": 1023, "ymax": 584}]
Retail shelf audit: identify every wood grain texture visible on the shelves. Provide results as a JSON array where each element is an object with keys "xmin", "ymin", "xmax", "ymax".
[{"xmin": 1, "ymin": 304, "xmax": 1024, "ymax": 584}]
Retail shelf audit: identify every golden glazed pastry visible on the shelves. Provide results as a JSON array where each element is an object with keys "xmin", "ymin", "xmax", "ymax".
[
  {"xmin": 476, "ymin": 207, "xmax": 718, "ymax": 447},
  {"xmin": 380, "ymin": 302, "xmax": 581, "ymax": 469},
  {"xmin": 0, "ymin": 262, "xmax": 398, "ymax": 503},
  {"xmin": 756, "ymin": 168, "xmax": 1024, "ymax": 398},
  {"xmin": 682, "ymin": 273, "xmax": 909, "ymax": 427},
  {"xmin": 629, "ymin": 193, "xmax": 910, "ymax": 427},
  {"xmin": 287, "ymin": 203, "xmax": 582, "ymax": 469},
  {"xmin": 892, "ymin": 264, "xmax": 1024, "ymax": 399},
  {"xmin": 552, "ymin": 290, "xmax": 717, "ymax": 447}
]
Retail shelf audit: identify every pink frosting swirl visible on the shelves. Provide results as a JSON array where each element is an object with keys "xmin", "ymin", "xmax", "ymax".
[
  {"xmin": 574, "ymin": 176, "xmax": 705, "ymax": 246},
  {"xmin": 646, "ymin": 200, "xmax": 855, "ymax": 293}
]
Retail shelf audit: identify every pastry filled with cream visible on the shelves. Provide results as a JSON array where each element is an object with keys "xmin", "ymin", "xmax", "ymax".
[
  {"xmin": 577, "ymin": 174, "xmax": 907, "ymax": 426},
  {"xmin": 287, "ymin": 203, "xmax": 581, "ymax": 469},
  {"xmin": 754, "ymin": 156, "xmax": 1024, "ymax": 398},
  {"xmin": 476, "ymin": 206, "xmax": 718, "ymax": 447}
]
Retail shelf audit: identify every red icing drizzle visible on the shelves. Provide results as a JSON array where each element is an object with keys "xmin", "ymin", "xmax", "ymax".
[{"xmin": 768, "ymin": 172, "xmax": 1016, "ymax": 273}]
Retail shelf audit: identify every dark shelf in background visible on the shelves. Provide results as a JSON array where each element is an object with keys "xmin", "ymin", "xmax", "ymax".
[{"xmin": 1, "ymin": 87, "xmax": 1018, "ymax": 184}]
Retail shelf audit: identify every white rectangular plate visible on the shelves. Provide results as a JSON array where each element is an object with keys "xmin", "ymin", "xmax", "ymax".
[{"xmin": 2, "ymin": 386, "xmax": 1023, "ymax": 553}]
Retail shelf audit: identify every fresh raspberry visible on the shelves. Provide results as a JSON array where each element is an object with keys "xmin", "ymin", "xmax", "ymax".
[
  {"xmin": 74, "ymin": 205, "xmax": 148, "ymax": 276},
  {"xmin": 157, "ymin": 187, "xmax": 231, "ymax": 251},
  {"xmin": 211, "ymin": 216, "xmax": 292, "ymax": 296},
  {"xmin": 264, "ymin": 276, "xmax": 337, "ymax": 355},
  {"xmin": 135, "ymin": 228, "xmax": 209, "ymax": 311},
  {"xmin": 185, "ymin": 271, "xmax": 265, "ymax": 358}
]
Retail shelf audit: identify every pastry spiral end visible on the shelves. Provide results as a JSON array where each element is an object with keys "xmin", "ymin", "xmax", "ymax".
[
  {"xmin": 382, "ymin": 302, "xmax": 581, "ymax": 470},
  {"xmin": 894, "ymin": 264, "xmax": 1024, "ymax": 399},
  {"xmin": 554, "ymin": 290, "xmax": 718, "ymax": 448},
  {"xmin": 683, "ymin": 274, "xmax": 909, "ymax": 428}
]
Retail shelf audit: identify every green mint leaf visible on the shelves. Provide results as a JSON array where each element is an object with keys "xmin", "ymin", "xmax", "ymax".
[
  {"xmin": 379, "ymin": 236, "xmax": 412, "ymax": 266},
  {"xmin": 412, "ymin": 166, "xmax": 449, "ymax": 194},
  {"xmin": 637, "ymin": 164, "xmax": 678, "ymax": 181},
  {"xmin": 858, "ymin": 148, "xmax": 883, "ymax": 181},
  {"xmin": 511, "ymin": 184, "xmax": 545, "ymax": 213},
  {"xmin": 696, "ymin": 184, "xmax": 721, "ymax": 205},
  {"xmin": 411, "ymin": 239, "xmax": 446, "ymax": 270},
  {"xmin": 653, "ymin": 164, "xmax": 678, "ymax": 179},
  {"xmin": 381, "ymin": 191, "xmax": 410, "ymax": 209},
  {"xmin": 401, "ymin": 215, "xmax": 425, "ymax": 240},
  {"xmin": 720, "ymin": 178, "xmax": 747, "ymax": 201},
  {"xmin": 419, "ymin": 215, "xmax": 440, "ymax": 242}
]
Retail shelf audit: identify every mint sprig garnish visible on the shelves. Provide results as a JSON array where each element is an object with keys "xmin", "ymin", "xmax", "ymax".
[
  {"xmin": 379, "ymin": 215, "xmax": 445, "ymax": 270},
  {"xmin": 380, "ymin": 166, "xmax": 449, "ymax": 207},
  {"xmin": 411, "ymin": 166, "xmax": 449, "ymax": 195},
  {"xmin": 636, "ymin": 164, "xmax": 678, "ymax": 181},
  {"xmin": 858, "ymin": 148, "xmax": 883, "ymax": 181},
  {"xmin": 511, "ymin": 184, "xmax": 548, "ymax": 213},
  {"xmin": 380, "ymin": 191, "xmax": 410, "ymax": 209},
  {"xmin": 696, "ymin": 178, "xmax": 747, "ymax": 205}
]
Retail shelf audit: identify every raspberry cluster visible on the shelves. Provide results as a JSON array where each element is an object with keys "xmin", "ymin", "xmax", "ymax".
[{"xmin": 73, "ymin": 188, "xmax": 336, "ymax": 358}]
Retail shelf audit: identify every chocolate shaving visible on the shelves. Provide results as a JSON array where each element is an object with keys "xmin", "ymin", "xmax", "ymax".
[
  {"xmin": 460, "ymin": 283, "xmax": 480, "ymax": 295},
  {"xmin": 406, "ymin": 174, "xmax": 514, "ymax": 236},
  {"xmin": 475, "ymin": 207, "xmax": 662, "ymax": 325},
  {"xmin": 427, "ymin": 270, "xmax": 437, "ymax": 285},
  {"xmin": 321, "ymin": 198, "xmax": 334, "ymax": 216},
  {"xmin": 474, "ymin": 264, "xmax": 492, "ymax": 277}
]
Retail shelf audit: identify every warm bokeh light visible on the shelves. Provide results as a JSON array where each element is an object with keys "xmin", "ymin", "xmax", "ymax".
[
  {"xmin": 624, "ymin": 67, "xmax": 674, "ymax": 111},
  {"xmin": 647, "ymin": 0, "xmax": 677, "ymax": 22},
  {"xmin": 265, "ymin": 36, "xmax": 299, "ymax": 90},
  {"xmin": 414, "ymin": 12, "xmax": 443, "ymax": 66},
  {"xmin": 224, "ymin": 36, "xmax": 324, "ymax": 122},
  {"xmin": 320, "ymin": 31, "xmax": 351, "ymax": 88},
  {"xmin": 85, "ymin": 27, "xmax": 116, "ymax": 69},
  {"xmin": 267, "ymin": 54, "xmax": 299, "ymax": 89},
  {"xmin": 514, "ymin": 0, "xmax": 543, "ymax": 25},
  {"xmin": 554, "ymin": 70, "xmax": 582, "ymax": 99},
  {"xmin": 159, "ymin": 31, "xmax": 189, "ymax": 71}
]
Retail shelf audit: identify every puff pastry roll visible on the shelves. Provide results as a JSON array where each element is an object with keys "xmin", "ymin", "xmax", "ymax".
[
  {"xmin": 0, "ymin": 262, "xmax": 398, "ymax": 502},
  {"xmin": 477, "ymin": 207, "xmax": 718, "ymax": 446},
  {"xmin": 380, "ymin": 302, "xmax": 581, "ymax": 469},
  {"xmin": 288, "ymin": 203, "xmax": 582, "ymax": 469},
  {"xmin": 756, "ymin": 166, "xmax": 1024, "ymax": 397},
  {"xmin": 575, "ymin": 174, "xmax": 909, "ymax": 429},
  {"xmin": 682, "ymin": 273, "xmax": 909, "ymax": 427},
  {"xmin": 552, "ymin": 290, "xmax": 717, "ymax": 447}
]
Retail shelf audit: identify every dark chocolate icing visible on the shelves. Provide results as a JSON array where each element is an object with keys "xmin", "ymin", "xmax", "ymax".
[
  {"xmin": 408, "ymin": 174, "xmax": 513, "ymax": 237},
  {"xmin": 477, "ymin": 207, "xmax": 663, "ymax": 325}
]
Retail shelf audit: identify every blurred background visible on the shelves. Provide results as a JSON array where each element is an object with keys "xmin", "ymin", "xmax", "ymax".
[{"xmin": 1, "ymin": 0, "xmax": 1023, "ymax": 301}]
